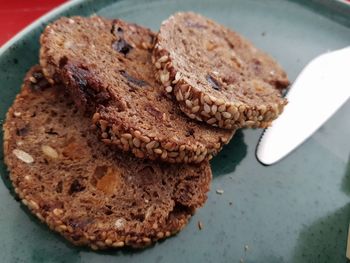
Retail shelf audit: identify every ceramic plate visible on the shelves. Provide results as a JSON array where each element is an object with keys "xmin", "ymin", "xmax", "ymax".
[{"xmin": 0, "ymin": 0, "xmax": 349, "ymax": 262}]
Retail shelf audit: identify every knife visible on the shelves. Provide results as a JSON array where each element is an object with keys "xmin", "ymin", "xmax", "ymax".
[{"xmin": 256, "ymin": 46, "xmax": 350, "ymax": 165}]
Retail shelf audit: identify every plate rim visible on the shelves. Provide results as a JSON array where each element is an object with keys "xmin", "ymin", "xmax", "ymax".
[{"xmin": 1, "ymin": 0, "xmax": 350, "ymax": 57}]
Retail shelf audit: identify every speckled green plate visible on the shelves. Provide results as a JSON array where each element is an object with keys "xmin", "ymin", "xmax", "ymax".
[{"xmin": 1, "ymin": 0, "xmax": 350, "ymax": 262}]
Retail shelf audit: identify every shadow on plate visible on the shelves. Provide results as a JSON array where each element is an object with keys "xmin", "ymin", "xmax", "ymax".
[
  {"xmin": 211, "ymin": 129, "xmax": 247, "ymax": 177},
  {"xmin": 292, "ymin": 157, "xmax": 350, "ymax": 263},
  {"xmin": 292, "ymin": 203, "xmax": 350, "ymax": 263},
  {"xmin": 341, "ymin": 155, "xmax": 350, "ymax": 196}
]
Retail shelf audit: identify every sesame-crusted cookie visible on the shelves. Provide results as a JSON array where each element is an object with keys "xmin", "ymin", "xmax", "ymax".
[
  {"xmin": 39, "ymin": 16, "xmax": 234, "ymax": 163},
  {"xmin": 153, "ymin": 12, "xmax": 289, "ymax": 129},
  {"xmin": 3, "ymin": 66, "xmax": 212, "ymax": 249}
]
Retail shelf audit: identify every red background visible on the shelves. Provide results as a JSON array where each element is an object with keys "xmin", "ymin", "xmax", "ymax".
[{"xmin": 0, "ymin": 0, "xmax": 66, "ymax": 46}]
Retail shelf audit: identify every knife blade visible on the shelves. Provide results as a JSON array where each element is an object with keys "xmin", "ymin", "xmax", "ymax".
[{"xmin": 256, "ymin": 46, "xmax": 350, "ymax": 165}]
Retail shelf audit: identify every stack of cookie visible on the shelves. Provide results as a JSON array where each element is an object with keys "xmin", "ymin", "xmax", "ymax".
[{"xmin": 3, "ymin": 13, "xmax": 289, "ymax": 249}]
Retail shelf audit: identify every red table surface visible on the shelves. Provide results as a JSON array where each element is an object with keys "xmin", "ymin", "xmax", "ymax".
[
  {"xmin": 0, "ymin": 0, "xmax": 66, "ymax": 47},
  {"xmin": 1, "ymin": 0, "xmax": 350, "ymax": 47}
]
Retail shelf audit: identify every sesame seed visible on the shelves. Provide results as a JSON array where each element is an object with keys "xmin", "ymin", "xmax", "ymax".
[
  {"xmin": 197, "ymin": 154, "xmax": 206, "ymax": 162},
  {"xmin": 157, "ymin": 232, "xmax": 164, "ymax": 238},
  {"xmin": 215, "ymin": 112, "xmax": 222, "ymax": 121},
  {"xmin": 246, "ymin": 110, "xmax": 252, "ymax": 118},
  {"xmin": 188, "ymin": 113, "xmax": 196, "ymax": 119},
  {"xmin": 120, "ymin": 137, "xmax": 128, "ymax": 146},
  {"xmin": 207, "ymin": 118, "xmax": 216, "ymax": 124},
  {"xmin": 158, "ymin": 55, "xmax": 169, "ymax": 63},
  {"xmin": 218, "ymin": 104, "xmax": 226, "ymax": 112},
  {"xmin": 58, "ymin": 224, "xmax": 67, "ymax": 231},
  {"xmin": 259, "ymin": 104, "xmax": 267, "ymax": 114},
  {"xmin": 13, "ymin": 149, "xmax": 34, "ymax": 164},
  {"xmin": 104, "ymin": 238, "xmax": 113, "ymax": 245},
  {"xmin": 145, "ymin": 141, "xmax": 156, "ymax": 150},
  {"xmin": 233, "ymin": 112, "xmax": 240, "ymax": 120},
  {"xmin": 155, "ymin": 62, "xmax": 161, "ymax": 69},
  {"xmin": 201, "ymin": 111, "xmax": 210, "ymax": 118},
  {"xmin": 245, "ymin": 121, "xmax": 255, "ymax": 127},
  {"xmin": 222, "ymin": 112, "xmax": 232, "ymax": 119},
  {"xmin": 204, "ymin": 103, "xmax": 211, "ymax": 113},
  {"xmin": 113, "ymin": 241, "xmax": 125, "ymax": 247},
  {"xmin": 139, "ymin": 135, "xmax": 151, "ymax": 143},
  {"xmin": 239, "ymin": 105, "xmax": 246, "ymax": 113},
  {"xmin": 211, "ymin": 105, "xmax": 217, "ymax": 114},
  {"xmin": 177, "ymin": 90, "xmax": 184, "ymax": 101},
  {"xmin": 29, "ymin": 76, "xmax": 37, "ymax": 83},
  {"xmin": 175, "ymin": 71, "xmax": 181, "ymax": 81},
  {"xmin": 154, "ymin": 148, "xmax": 162, "ymax": 154},
  {"xmin": 165, "ymin": 86, "xmax": 173, "ymax": 93},
  {"xmin": 168, "ymin": 152, "xmax": 179, "ymax": 158},
  {"xmin": 29, "ymin": 200, "xmax": 39, "ymax": 210},
  {"xmin": 224, "ymin": 119, "xmax": 231, "ymax": 125},
  {"xmin": 198, "ymin": 221, "xmax": 204, "ymax": 230},
  {"xmin": 184, "ymin": 89, "xmax": 191, "ymax": 100},
  {"xmin": 216, "ymin": 189, "xmax": 224, "ymax": 195},
  {"xmin": 53, "ymin": 208, "xmax": 63, "ymax": 216},
  {"xmin": 99, "ymin": 120, "xmax": 108, "ymax": 132},
  {"xmin": 192, "ymin": 106, "xmax": 200, "ymax": 113},
  {"xmin": 114, "ymin": 218, "xmax": 126, "ymax": 229},
  {"xmin": 13, "ymin": 111, "xmax": 22, "ymax": 117},
  {"xmin": 91, "ymin": 244, "xmax": 98, "ymax": 250},
  {"xmin": 121, "ymin": 133, "xmax": 132, "ymax": 139},
  {"xmin": 143, "ymin": 237, "xmax": 151, "ymax": 243},
  {"xmin": 160, "ymin": 71, "xmax": 169, "ymax": 84},
  {"xmin": 161, "ymin": 150, "xmax": 168, "ymax": 159},
  {"xmin": 204, "ymin": 95, "xmax": 212, "ymax": 105},
  {"xmin": 228, "ymin": 105, "xmax": 237, "ymax": 115},
  {"xmin": 216, "ymin": 98, "xmax": 225, "ymax": 106},
  {"xmin": 133, "ymin": 138, "xmax": 141, "ymax": 148},
  {"xmin": 41, "ymin": 145, "xmax": 59, "ymax": 159}
]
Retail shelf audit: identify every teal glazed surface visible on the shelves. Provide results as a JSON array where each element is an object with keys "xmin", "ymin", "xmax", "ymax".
[{"xmin": 0, "ymin": 0, "xmax": 349, "ymax": 262}]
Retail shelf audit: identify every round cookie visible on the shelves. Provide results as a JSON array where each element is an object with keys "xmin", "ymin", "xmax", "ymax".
[
  {"xmin": 3, "ymin": 66, "xmax": 212, "ymax": 249},
  {"xmin": 153, "ymin": 12, "xmax": 289, "ymax": 129},
  {"xmin": 39, "ymin": 16, "xmax": 234, "ymax": 164}
]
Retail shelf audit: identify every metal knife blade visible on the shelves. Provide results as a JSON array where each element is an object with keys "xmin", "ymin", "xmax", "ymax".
[{"xmin": 256, "ymin": 46, "xmax": 350, "ymax": 165}]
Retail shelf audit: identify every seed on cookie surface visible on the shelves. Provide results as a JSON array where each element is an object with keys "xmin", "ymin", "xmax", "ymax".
[
  {"xmin": 41, "ymin": 145, "xmax": 59, "ymax": 159},
  {"xmin": 13, "ymin": 149, "xmax": 34, "ymax": 163}
]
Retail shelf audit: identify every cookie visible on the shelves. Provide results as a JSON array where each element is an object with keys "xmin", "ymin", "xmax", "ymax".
[
  {"xmin": 3, "ymin": 66, "xmax": 212, "ymax": 249},
  {"xmin": 39, "ymin": 16, "xmax": 234, "ymax": 164},
  {"xmin": 153, "ymin": 12, "xmax": 289, "ymax": 129}
]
